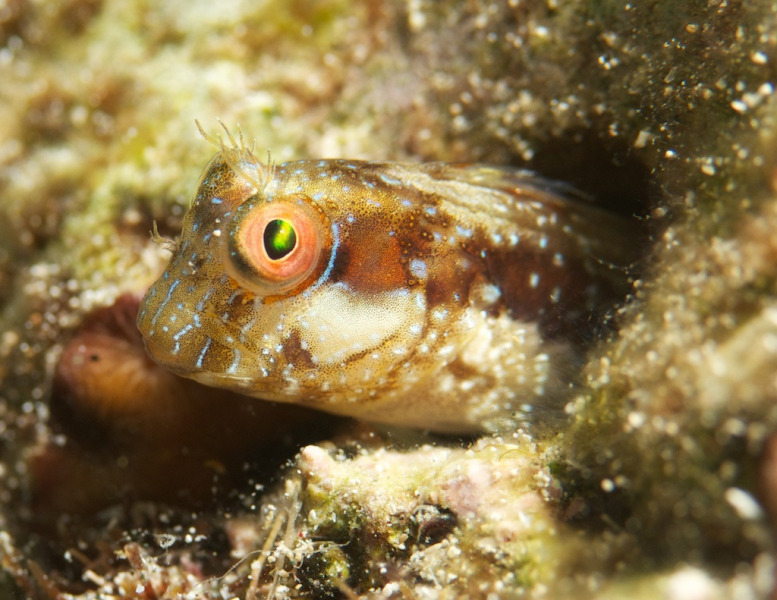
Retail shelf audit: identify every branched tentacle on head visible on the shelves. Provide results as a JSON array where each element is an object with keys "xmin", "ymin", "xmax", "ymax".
[
  {"xmin": 150, "ymin": 221, "xmax": 178, "ymax": 253},
  {"xmin": 195, "ymin": 119, "xmax": 275, "ymax": 192}
]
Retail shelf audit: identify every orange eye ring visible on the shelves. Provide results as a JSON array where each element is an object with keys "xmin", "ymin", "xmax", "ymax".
[{"xmin": 226, "ymin": 200, "xmax": 327, "ymax": 296}]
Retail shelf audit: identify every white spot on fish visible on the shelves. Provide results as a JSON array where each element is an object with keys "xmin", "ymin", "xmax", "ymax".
[{"xmin": 409, "ymin": 259, "xmax": 427, "ymax": 280}]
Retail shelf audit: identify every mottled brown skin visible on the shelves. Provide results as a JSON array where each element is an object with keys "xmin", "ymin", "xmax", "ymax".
[{"xmin": 138, "ymin": 137, "xmax": 638, "ymax": 432}]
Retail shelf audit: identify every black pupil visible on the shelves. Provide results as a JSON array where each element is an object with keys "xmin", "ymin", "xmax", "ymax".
[{"xmin": 263, "ymin": 219, "xmax": 297, "ymax": 260}]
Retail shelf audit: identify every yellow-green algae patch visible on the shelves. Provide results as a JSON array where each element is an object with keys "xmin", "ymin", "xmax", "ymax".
[
  {"xmin": 555, "ymin": 0, "xmax": 777, "ymax": 575},
  {"xmin": 562, "ymin": 197, "xmax": 777, "ymax": 569}
]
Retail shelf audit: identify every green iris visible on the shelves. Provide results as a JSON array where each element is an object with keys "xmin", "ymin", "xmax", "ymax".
[{"xmin": 263, "ymin": 219, "xmax": 297, "ymax": 260}]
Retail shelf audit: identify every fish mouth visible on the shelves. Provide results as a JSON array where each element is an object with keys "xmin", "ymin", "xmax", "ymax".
[
  {"xmin": 139, "ymin": 321, "xmax": 278, "ymax": 389},
  {"xmin": 189, "ymin": 362, "xmax": 316, "ymax": 403},
  {"xmin": 189, "ymin": 369, "xmax": 260, "ymax": 390}
]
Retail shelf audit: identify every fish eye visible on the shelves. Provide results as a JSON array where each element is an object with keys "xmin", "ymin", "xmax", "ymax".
[
  {"xmin": 226, "ymin": 200, "xmax": 327, "ymax": 295},
  {"xmin": 263, "ymin": 219, "xmax": 297, "ymax": 260}
]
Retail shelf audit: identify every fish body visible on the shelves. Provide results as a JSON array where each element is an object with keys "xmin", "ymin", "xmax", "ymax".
[{"xmin": 137, "ymin": 140, "xmax": 635, "ymax": 432}]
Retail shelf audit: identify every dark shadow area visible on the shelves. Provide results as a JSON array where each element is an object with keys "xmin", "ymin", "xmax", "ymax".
[{"xmin": 527, "ymin": 129, "xmax": 658, "ymax": 221}]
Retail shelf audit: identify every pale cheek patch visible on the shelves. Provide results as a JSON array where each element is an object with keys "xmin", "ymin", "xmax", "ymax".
[{"xmin": 299, "ymin": 285, "xmax": 426, "ymax": 366}]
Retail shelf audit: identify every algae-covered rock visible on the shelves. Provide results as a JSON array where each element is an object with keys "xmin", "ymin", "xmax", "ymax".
[
  {"xmin": 0, "ymin": 0, "xmax": 776, "ymax": 598},
  {"xmin": 296, "ymin": 436, "xmax": 561, "ymax": 596}
]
